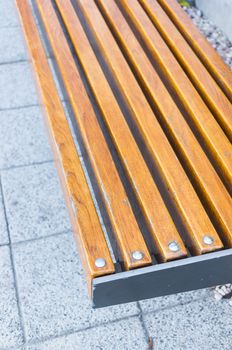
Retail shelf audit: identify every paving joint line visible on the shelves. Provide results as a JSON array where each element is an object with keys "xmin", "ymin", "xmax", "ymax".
[
  {"xmin": 0, "ymin": 242, "xmax": 10, "ymax": 247},
  {"xmin": 0, "ymin": 59, "xmax": 29, "ymax": 67},
  {"xmin": 0, "ymin": 176, "xmax": 26, "ymax": 345},
  {"xmin": 0, "ymin": 159, "xmax": 54, "ymax": 173},
  {"xmin": 137, "ymin": 301, "xmax": 152, "ymax": 347},
  {"xmin": 12, "ymin": 229, "xmax": 72, "ymax": 247},
  {"xmin": 0, "ymin": 103, "xmax": 41, "ymax": 112},
  {"xmin": 0, "ymin": 24, "xmax": 21, "ymax": 30},
  {"xmin": 23, "ymin": 314, "xmax": 141, "ymax": 348},
  {"xmin": 0, "ymin": 99, "xmax": 67, "ymax": 113}
]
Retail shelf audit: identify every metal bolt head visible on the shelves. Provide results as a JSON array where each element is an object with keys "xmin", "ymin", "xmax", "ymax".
[
  {"xmin": 203, "ymin": 235, "xmax": 214, "ymax": 245},
  {"xmin": 132, "ymin": 251, "xmax": 144, "ymax": 261},
  {"xmin": 95, "ymin": 258, "xmax": 106, "ymax": 268},
  {"xmin": 168, "ymin": 241, "xmax": 180, "ymax": 252}
]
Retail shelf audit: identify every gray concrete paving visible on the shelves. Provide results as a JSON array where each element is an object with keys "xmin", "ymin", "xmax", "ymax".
[
  {"xmin": 143, "ymin": 297, "xmax": 232, "ymax": 350},
  {"xmin": 0, "ymin": 0, "xmax": 20, "ymax": 28},
  {"xmin": 0, "ymin": 26, "xmax": 28, "ymax": 64},
  {"xmin": 2, "ymin": 164, "xmax": 71, "ymax": 243},
  {"xmin": 0, "ymin": 62, "xmax": 38, "ymax": 110},
  {"xmin": 0, "ymin": 246, "xmax": 23, "ymax": 348},
  {"xmin": 25, "ymin": 317, "xmax": 147, "ymax": 350},
  {"xmin": 0, "ymin": 106, "xmax": 52, "ymax": 169},
  {"xmin": 13, "ymin": 233, "xmax": 139, "ymax": 343},
  {"xmin": 0, "ymin": 1, "xmax": 231, "ymax": 350}
]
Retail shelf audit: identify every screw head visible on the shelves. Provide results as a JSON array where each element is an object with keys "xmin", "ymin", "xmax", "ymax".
[
  {"xmin": 95, "ymin": 258, "xmax": 106, "ymax": 268},
  {"xmin": 132, "ymin": 251, "xmax": 144, "ymax": 261},
  {"xmin": 168, "ymin": 241, "xmax": 180, "ymax": 252},
  {"xmin": 203, "ymin": 235, "xmax": 214, "ymax": 245}
]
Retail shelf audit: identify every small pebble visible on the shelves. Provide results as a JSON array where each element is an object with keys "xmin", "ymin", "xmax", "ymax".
[{"xmin": 214, "ymin": 284, "xmax": 232, "ymax": 304}]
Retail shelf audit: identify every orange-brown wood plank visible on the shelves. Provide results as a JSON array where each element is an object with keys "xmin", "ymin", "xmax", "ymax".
[
  {"xmin": 157, "ymin": 0, "xmax": 232, "ymax": 103},
  {"xmin": 139, "ymin": 0, "xmax": 232, "ymax": 141},
  {"xmin": 53, "ymin": 0, "xmax": 190, "ymax": 261},
  {"xmin": 75, "ymin": 0, "xmax": 223, "ymax": 255},
  {"xmin": 36, "ymin": 0, "xmax": 152, "ymax": 270},
  {"xmin": 16, "ymin": 0, "xmax": 115, "ymax": 287},
  {"xmin": 97, "ymin": 1, "xmax": 232, "ymax": 245},
  {"xmin": 121, "ymin": 0, "xmax": 232, "ymax": 190}
]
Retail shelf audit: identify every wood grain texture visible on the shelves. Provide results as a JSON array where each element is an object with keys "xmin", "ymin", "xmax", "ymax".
[
  {"xmin": 15, "ymin": 0, "xmax": 115, "ymax": 288},
  {"xmin": 55, "ymin": 0, "xmax": 189, "ymax": 261},
  {"xmin": 157, "ymin": 0, "xmax": 232, "ymax": 103},
  {"xmin": 139, "ymin": 0, "xmax": 232, "ymax": 141},
  {"xmin": 37, "ymin": 0, "xmax": 152, "ymax": 270},
  {"xmin": 76, "ymin": 0, "xmax": 223, "ymax": 255},
  {"xmin": 97, "ymin": 1, "xmax": 232, "ymax": 245},
  {"xmin": 121, "ymin": 0, "xmax": 232, "ymax": 191}
]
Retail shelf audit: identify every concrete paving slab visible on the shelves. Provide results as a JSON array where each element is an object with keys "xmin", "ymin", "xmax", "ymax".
[
  {"xmin": 26, "ymin": 317, "xmax": 147, "ymax": 350},
  {"xmin": 1, "ymin": 163, "xmax": 70, "ymax": 243},
  {"xmin": 0, "ymin": 26, "xmax": 28, "ymax": 64},
  {"xmin": 0, "ymin": 246, "xmax": 23, "ymax": 348},
  {"xmin": 139, "ymin": 288, "xmax": 211, "ymax": 314},
  {"xmin": 0, "ymin": 106, "xmax": 52, "ymax": 169},
  {"xmin": 13, "ymin": 233, "xmax": 139, "ymax": 342},
  {"xmin": 0, "ymin": 0, "xmax": 20, "ymax": 28},
  {"xmin": 0, "ymin": 62, "xmax": 38, "ymax": 110},
  {"xmin": 144, "ymin": 296, "xmax": 232, "ymax": 350},
  {"xmin": 0, "ymin": 186, "xmax": 8, "ymax": 245}
]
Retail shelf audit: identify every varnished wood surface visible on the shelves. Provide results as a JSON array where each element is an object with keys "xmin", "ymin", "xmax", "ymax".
[
  {"xmin": 77, "ymin": 0, "xmax": 223, "ymax": 255},
  {"xmin": 17, "ymin": 0, "xmax": 232, "ymax": 283},
  {"xmin": 97, "ymin": 0, "xmax": 232, "ymax": 245},
  {"xmin": 37, "ymin": 0, "xmax": 152, "ymax": 270},
  {"xmin": 55, "ymin": 0, "xmax": 189, "ymax": 261},
  {"xmin": 157, "ymin": 0, "xmax": 232, "ymax": 103},
  {"xmin": 120, "ymin": 0, "xmax": 232, "ymax": 191},
  {"xmin": 139, "ymin": 0, "xmax": 232, "ymax": 141},
  {"xmin": 15, "ymin": 0, "xmax": 115, "ymax": 288}
]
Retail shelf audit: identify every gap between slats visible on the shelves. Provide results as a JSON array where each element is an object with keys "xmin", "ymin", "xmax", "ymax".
[
  {"xmin": 35, "ymin": 0, "xmax": 154, "ymax": 270},
  {"xmin": 139, "ymin": 0, "xmax": 232, "ymax": 142},
  {"xmin": 50, "ymin": 0, "xmax": 191, "ymax": 261},
  {"xmin": 119, "ymin": 0, "xmax": 232, "ymax": 193},
  {"xmin": 68, "ymin": 0, "xmax": 223, "ymax": 254},
  {"xmin": 25, "ymin": 0, "xmax": 230, "ymax": 266},
  {"xmin": 95, "ymin": 0, "xmax": 232, "ymax": 247},
  {"xmin": 157, "ymin": 0, "xmax": 232, "ymax": 103}
]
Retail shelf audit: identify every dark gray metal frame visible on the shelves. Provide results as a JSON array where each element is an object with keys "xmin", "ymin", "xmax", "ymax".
[{"xmin": 92, "ymin": 248, "xmax": 232, "ymax": 308}]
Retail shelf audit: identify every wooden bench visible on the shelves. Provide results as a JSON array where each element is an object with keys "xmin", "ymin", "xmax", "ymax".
[{"xmin": 16, "ymin": 0, "xmax": 232, "ymax": 308}]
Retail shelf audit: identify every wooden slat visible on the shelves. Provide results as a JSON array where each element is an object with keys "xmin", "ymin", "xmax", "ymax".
[
  {"xmin": 53, "ymin": 0, "xmax": 189, "ymax": 261},
  {"xmin": 121, "ymin": 0, "xmax": 232, "ymax": 191},
  {"xmin": 97, "ymin": 1, "xmax": 232, "ymax": 245},
  {"xmin": 75, "ymin": 0, "xmax": 223, "ymax": 255},
  {"xmin": 15, "ymin": 0, "xmax": 115, "ymax": 287},
  {"xmin": 157, "ymin": 0, "xmax": 232, "ymax": 103},
  {"xmin": 36, "ymin": 0, "xmax": 152, "ymax": 270},
  {"xmin": 139, "ymin": 0, "xmax": 232, "ymax": 141}
]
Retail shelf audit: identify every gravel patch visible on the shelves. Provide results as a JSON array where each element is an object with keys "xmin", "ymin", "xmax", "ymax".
[{"xmin": 183, "ymin": 4, "xmax": 232, "ymax": 69}]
